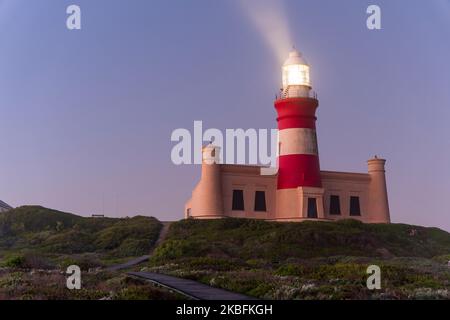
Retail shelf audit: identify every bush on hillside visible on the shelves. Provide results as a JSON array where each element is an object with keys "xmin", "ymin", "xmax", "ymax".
[
  {"xmin": 1, "ymin": 253, "xmax": 53, "ymax": 269},
  {"xmin": 0, "ymin": 206, "xmax": 162, "ymax": 260},
  {"xmin": 153, "ymin": 218, "xmax": 450, "ymax": 264}
]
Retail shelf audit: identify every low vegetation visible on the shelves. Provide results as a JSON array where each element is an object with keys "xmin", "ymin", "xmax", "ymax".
[
  {"xmin": 1, "ymin": 207, "xmax": 449, "ymax": 300},
  {"xmin": 0, "ymin": 206, "xmax": 174, "ymax": 300},
  {"xmin": 0, "ymin": 269, "xmax": 184, "ymax": 300},
  {"xmin": 147, "ymin": 218, "xmax": 450, "ymax": 299},
  {"xmin": 0, "ymin": 206, "xmax": 162, "ymax": 267}
]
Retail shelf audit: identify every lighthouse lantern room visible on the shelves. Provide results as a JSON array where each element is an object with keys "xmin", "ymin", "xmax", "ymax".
[{"xmin": 281, "ymin": 50, "xmax": 311, "ymax": 98}]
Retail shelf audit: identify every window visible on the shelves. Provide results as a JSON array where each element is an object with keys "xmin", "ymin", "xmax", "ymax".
[
  {"xmin": 307, "ymin": 198, "xmax": 318, "ymax": 218},
  {"xmin": 350, "ymin": 196, "xmax": 361, "ymax": 216},
  {"xmin": 232, "ymin": 190, "xmax": 245, "ymax": 211},
  {"xmin": 186, "ymin": 208, "xmax": 191, "ymax": 217},
  {"xmin": 329, "ymin": 195, "xmax": 341, "ymax": 215},
  {"xmin": 254, "ymin": 191, "xmax": 267, "ymax": 212}
]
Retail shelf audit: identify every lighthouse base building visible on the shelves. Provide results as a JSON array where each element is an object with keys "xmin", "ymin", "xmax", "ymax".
[
  {"xmin": 185, "ymin": 155, "xmax": 390, "ymax": 223},
  {"xmin": 185, "ymin": 50, "xmax": 390, "ymax": 224}
]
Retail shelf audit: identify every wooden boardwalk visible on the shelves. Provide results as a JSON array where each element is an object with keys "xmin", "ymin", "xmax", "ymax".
[
  {"xmin": 128, "ymin": 271, "xmax": 257, "ymax": 300},
  {"xmin": 106, "ymin": 255, "xmax": 150, "ymax": 272}
]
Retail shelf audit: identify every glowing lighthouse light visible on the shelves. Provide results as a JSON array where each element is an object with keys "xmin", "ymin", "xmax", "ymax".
[
  {"xmin": 281, "ymin": 50, "xmax": 311, "ymax": 98},
  {"xmin": 283, "ymin": 64, "xmax": 310, "ymax": 87}
]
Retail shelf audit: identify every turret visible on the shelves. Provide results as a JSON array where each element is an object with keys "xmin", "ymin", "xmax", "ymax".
[
  {"xmin": 367, "ymin": 157, "xmax": 390, "ymax": 223},
  {"xmin": 190, "ymin": 144, "xmax": 224, "ymax": 218}
]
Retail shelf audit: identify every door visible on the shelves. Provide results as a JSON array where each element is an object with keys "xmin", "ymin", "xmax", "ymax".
[{"xmin": 307, "ymin": 198, "xmax": 318, "ymax": 218}]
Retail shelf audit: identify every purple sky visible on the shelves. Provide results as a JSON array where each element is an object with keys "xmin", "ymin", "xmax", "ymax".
[{"xmin": 0, "ymin": 0, "xmax": 449, "ymax": 231}]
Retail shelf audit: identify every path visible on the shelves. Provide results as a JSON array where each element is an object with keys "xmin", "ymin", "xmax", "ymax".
[
  {"xmin": 128, "ymin": 271, "xmax": 256, "ymax": 300},
  {"xmin": 108, "ymin": 221, "xmax": 256, "ymax": 300},
  {"xmin": 153, "ymin": 221, "xmax": 171, "ymax": 248},
  {"xmin": 106, "ymin": 222, "xmax": 172, "ymax": 271}
]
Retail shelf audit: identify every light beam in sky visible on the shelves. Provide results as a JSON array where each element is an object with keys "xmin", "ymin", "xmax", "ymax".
[{"xmin": 237, "ymin": 0, "xmax": 293, "ymax": 64}]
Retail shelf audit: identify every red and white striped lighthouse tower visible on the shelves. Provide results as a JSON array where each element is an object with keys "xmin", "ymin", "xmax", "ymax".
[{"xmin": 275, "ymin": 50, "xmax": 324, "ymax": 220}]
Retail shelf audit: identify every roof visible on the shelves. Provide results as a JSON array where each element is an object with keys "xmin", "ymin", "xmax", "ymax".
[
  {"xmin": 284, "ymin": 49, "xmax": 309, "ymax": 66},
  {"xmin": 0, "ymin": 200, "xmax": 13, "ymax": 211},
  {"xmin": 218, "ymin": 164, "xmax": 370, "ymax": 182},
  {"xmin": 221, "ymin": 163, "xmax": 275, "ymax": 176}
]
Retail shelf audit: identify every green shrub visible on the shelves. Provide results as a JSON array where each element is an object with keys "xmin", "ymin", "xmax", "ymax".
[
  {"xmin": 432, "ymin": 254, "xmax": 450, "ymax": 264},
  {"xmin": 276, "ymin": 264, "xmax": 305, "ymax": 276},
  {"xmin": 309, "ymin": 263, "xmax": 367, "ymax": 281},
  {"xmin": 113, "ymin": 286, "xmax": 183, "ymax": 300},
  {"xmin": 247, "ymin": 283, "xmax": 273, "ymax": 298},
  {"xmin": 207, "ymin": 270, "xmax": 272, "ymax": 296},
  {"xmin": 2, "ymin": 255, "xmax": 26, "ymax": 268},
  {"xmin": 151, "ymin": 239, "xmax": 201, "ymax": 261},
  {"xmin": 1, "ymin": 253, "xmax": 52, "ymax": 269},
  {"xmin": 113, "ymin": 239, "xmax": 153, "ymax": 257},
  {"xmin": 58, "ymin": 255, "xmax": 104, "ymax": 271},
  {"xmin": 185, "ymin": 257, "xmax": 240, "ymax": 271}
]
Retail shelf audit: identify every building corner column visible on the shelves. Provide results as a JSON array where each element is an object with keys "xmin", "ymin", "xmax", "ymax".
[{"xmin": 367, "ymin": 157, "xmax": 390, "ymax": 223}]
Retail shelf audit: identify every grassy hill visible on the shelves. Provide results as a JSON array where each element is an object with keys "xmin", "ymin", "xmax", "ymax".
[
  {"xmin": 152, "ymin": 218, "xmax": 450, "ymax": 262},
  {"xmin": 0, "ymin": 206, "xmax": 187, "ymax": 300},
  {"xmin": 148, "ymin": 218, "xmax": 450, "ymax": 299},
  {"xmin": 0, "ymin": 206, "xmax": 162, "ymax": 268},
  {"xmin": 1, "ymin": 208, "xmax": 449, "ymax": 299}
]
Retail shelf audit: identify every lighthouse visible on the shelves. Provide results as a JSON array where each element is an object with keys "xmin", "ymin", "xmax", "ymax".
[
  {"xmin": 275, "ymin": 50, "xmax": 325, "ymax": 220},
  {"xmin": 185, "ymin": 48, "xmax": 390, "ymax": 224}
]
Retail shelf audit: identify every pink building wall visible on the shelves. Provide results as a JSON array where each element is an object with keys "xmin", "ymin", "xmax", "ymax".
[{"xmin": 185, "ymin": 153, "xmax": 390, "ymax": 223}]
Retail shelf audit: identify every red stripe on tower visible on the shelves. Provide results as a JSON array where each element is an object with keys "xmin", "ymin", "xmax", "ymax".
[{"xmin": 275, "ymin": 50, "xmax": 322, "ymax": 190}]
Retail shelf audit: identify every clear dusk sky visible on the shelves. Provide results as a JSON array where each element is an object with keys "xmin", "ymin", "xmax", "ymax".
[{"xmin": 0, "ymin": 0, "xmax": 449, "ymax": 231}]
